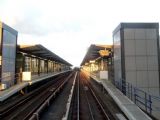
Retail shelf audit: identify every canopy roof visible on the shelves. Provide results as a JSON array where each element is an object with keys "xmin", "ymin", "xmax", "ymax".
[
  {"xmin": 18, "ymin": 44, "xmax": 72, "ymax": 66},
  {"xmin": 81, "ymin": 44, "xmax": 112, "ymax": 66}
]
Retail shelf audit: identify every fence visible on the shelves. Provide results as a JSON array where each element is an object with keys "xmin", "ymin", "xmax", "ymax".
[{"xmin": 114, "ymin": 79, "xmax": 160, "ymax": 117}]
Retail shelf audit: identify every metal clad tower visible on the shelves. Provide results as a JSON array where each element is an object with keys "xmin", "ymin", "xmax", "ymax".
[
  {"xmin": 113, "ymin": 23, "xmax": 160, "ymax": 96},
  {"xmin": 0, "ymin": 21, "xmax": 18, "ymax": 89}
]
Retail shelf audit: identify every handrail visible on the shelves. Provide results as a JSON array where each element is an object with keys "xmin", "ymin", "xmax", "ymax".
[{"xmin": 114, "ymin": 79, "xmax": 160, "ymax": 116}]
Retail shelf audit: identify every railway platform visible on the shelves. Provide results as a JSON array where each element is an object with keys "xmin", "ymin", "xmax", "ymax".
[
  {"xmin": 0, "ymin": 70, "xmax": 71, "ymax": 102},
  {"xmin": 88, "ymin": 72, "xmax": 152, "ymax": 120}
]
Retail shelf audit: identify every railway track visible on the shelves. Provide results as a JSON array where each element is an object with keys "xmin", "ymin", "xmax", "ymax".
[
  {"xmin": 1, "ymin": 70, "xmax": 127, "ymax": 120},
  {"xmin": 0, "ymin": 71, "xmax": 74, "ymax": 120},
  {"xmin": 68, "ymin": 71, "xmax": 117, "ymax": 120},
  {"xmin": 40, "ymin": 71, "xmax": 78, "ymax": 120},
  {"xmin": 0, "ymin": 74, "xmax": 65, "ymax": 116}
]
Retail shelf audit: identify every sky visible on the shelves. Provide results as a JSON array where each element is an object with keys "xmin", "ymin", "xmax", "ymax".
[{"xmin": 0, "ymin": 0, "xmax": 160, "ymax": 66}]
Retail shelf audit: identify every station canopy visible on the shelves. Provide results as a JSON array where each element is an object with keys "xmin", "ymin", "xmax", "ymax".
[
  {"xmin": 81, "ymin": 44, "xmax": 112, "ymax": 66},
  {"xmin": 18, "ymin": 44, "xmax": 72, "ymax": 66}
]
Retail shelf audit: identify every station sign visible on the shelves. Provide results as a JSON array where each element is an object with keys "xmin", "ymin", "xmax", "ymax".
[{"xmin": 99, "ymin": 50, "xmax": 109, "ymax": 57}]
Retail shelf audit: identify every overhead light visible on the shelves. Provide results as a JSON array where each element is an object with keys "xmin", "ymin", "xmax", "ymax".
[{"xmin": 89, "ymin": 60, "xmax": 95, "ymax": 63}]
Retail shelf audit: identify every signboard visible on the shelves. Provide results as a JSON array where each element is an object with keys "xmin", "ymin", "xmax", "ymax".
[{"xmin": 99, "ymin": 50, "xmax": 109, "ymax": 57}]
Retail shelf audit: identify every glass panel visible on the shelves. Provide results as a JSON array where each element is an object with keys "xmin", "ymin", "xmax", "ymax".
[
  {"xmin": 1, "ymin": 30, "xmax": 16, "ymax": 86},
  {"xmin": 40, "ymin": 60, "xmax": 45, "ymax": 73},
  {"xmin": 24, "ymin": 56, "xmax": 31, "ymax": 71},
  {"xmin": 31, "ymin": 58, "xmax": 38, "ymax": 74}
]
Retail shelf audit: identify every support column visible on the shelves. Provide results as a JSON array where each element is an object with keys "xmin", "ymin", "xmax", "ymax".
[
  {"xmin": 52, "ymin": 61, "xmax": 54, "ymax": 72},
  {"xmin": 38, "ymin": 59, "xmax": 40, "ymax": 76},
  {"xmin": 101, "ymin": 58, "xmax": 104, "ymax": 71},
  {"xmin": 46, "ymin": 60, "xmax": 48, "ymax": 74}
]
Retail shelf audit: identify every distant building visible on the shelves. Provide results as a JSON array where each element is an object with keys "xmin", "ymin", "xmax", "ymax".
[
  {"xmin": 0, "ymin": 21, "xmax": 18, "ymax": 88},
  {"xmin": 113, "ymin": 23, "xmax": 160, "ymax": 96}
]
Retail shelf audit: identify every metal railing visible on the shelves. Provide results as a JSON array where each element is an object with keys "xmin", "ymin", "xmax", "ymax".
[
  {"xmin": 114, "ymin": 79, "xmax": 160, "ymax": 116},
  {"xmin": 134, "ymin": 87, "xmax": 152, "ymax": 114}
]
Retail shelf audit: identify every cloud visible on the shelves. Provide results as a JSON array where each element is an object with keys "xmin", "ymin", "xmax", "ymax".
[
  {"xmin": 12, "ymin": 10, "xmax": 83, "ymax": 36},
  {"xmin": 1, "ymin": 0, "xmax": 160, "ymax": 66}
]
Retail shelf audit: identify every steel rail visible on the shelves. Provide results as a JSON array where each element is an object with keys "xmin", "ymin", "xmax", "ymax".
[
  {"xmin": 0, "ymin": 74, "xmax": 65, "ymax": 118},
  {"xmin": 11, "ymin": 73, "xmax": 72, "ymax": 120},
  {"xmin": 88, "ymin": 85, "xmax": 111, "ymax": 120},
  {"xmin": 1, "ymin": 72, "xmax": 72, "ymax": 120},
  {"xmin": 81, "ymin": 76, "xmax": 95, "ymax": 120},
  {"xmin": 81, "ymin": 73, "xmax": 111, "ymax": 120},
  {"xmin": 29, "ymin": 72, "xmax": 74, "ymax": 120}
]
